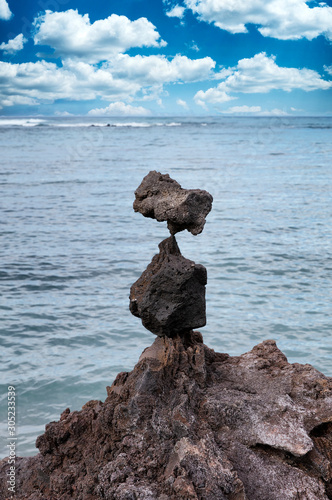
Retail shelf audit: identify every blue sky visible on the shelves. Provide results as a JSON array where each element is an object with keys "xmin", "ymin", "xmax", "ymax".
[{"xmin": 0, "ymin": 0, "xmax": 331, "ymax": 116}]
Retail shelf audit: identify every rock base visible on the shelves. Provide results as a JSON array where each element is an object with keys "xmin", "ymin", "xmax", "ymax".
[{"xmin": 1, "ymin": 335, "xmax": 332, "ymax": 499}]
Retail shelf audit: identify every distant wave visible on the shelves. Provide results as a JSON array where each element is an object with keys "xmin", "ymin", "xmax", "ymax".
[
  {"xmin": 306, "ymin": 124, "xmax": 332, "ymax": 129},
  {"xmin": 0, "ymin": 118, "xmax": 185, "ymax": 129},
  {"xmin": 0, "ymin": 118, "xmax": 47, "ymax": 127},
  {"xmin": 1, "ymin": 116, "xmax": 331, "ymax": 129}
]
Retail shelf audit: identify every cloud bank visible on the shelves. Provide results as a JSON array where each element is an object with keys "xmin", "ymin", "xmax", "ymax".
[
  {"xmin": 0, "ymin": 8, "xmax": 330, "ymax": 113},
  {"xmin": 0, "ymin": 8, "xmax": 216, "ymax": 110},
  {"xmin": 185, "ymin": 0, "xmax": 332, "ymax": 40},
  {"xmin": 33, "ymin": 10, "xmax": 167, "ymax": 63},
  {"xmin": 88, "ymin": 102, "xmax": 151, "ymax": 116},
  {"xmin": 195, "ymin": 52, "xmax": 332, "ymax": 106},
  {"xmin": 0, "ymin": 54, "xmax": 215, "ymax": 109}
]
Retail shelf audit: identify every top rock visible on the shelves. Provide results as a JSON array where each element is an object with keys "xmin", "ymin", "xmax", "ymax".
[{"xmin": 133, "ymin": 171, "xmax": 213, "ymax": 235}]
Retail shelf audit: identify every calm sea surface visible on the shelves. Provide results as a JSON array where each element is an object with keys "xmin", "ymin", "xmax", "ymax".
[{"xmin": 0, "ymin": 115, "xmax": 331, "ymax": 457}]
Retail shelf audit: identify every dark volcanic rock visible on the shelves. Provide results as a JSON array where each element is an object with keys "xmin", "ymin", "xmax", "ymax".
[
  {"xmin": 133, "ymin": 171, "xmax": 213, "ymax": 235},
  {"xmin": 129, "ymin": 235, "xmax": 207, "ymax": 337},
  {"xmin": 1, "ymin": 336, "xmax": 332, "ymax": 500}
]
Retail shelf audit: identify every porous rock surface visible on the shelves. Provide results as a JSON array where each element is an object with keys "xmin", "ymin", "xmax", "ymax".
[
  {"xmin": 133, "ymin": 171, "xmax": 213, "ymax": 235},
  {"xmin": 1, "ymin": 335, "xmax": 332, "ymax": 500},
  {"xmin": 129, "ymin": 236, "xmax": 207, "ymax": 337}
]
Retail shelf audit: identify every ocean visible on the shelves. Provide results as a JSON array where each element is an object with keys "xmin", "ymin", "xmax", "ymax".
[{"xmin": 0, "ymin": 115, "xmax": 331, "ymax": 457}]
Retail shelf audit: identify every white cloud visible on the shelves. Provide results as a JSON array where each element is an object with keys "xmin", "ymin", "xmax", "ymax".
[
  {"xmin": 0, "ymin": 53, "xmax": 215, "ymax": 109},
  {"xmin": 223, "ymin": 53, "xmax": 332, "ymax": 93},
  {"xmin": 222, "ymin": 105, "xmax": 288, "ymax": 115},
  {"xmin": 0, "ymin": 95, "xmax": 38, "ymax": 107},
  {"xmin": 184, "ymin": 0, "xmax": 332, "ymax": 40},
  {"xmin": 177, "ymin": 98, "xmax": 188, "ymax": 108},
  {"xmin": 166, "ymin": 5, "xmax": 186, "ymax": 18},
  {"xmin": 0, "ymin": 60, "xmax": 139, "ymax": 109},
  {"xmin": 195, "ymin": 99, "xmax": 208, "ymax": 109},
  {"xmin": 190, "ymin": 41, "xmax": 200, "ymax": 52},
  {"xmin": 54, "ymin": 110, "xmax": 74, "ymax": 116},
  {"xmin": 0, "ymin": 0, "xmax": 12, "ymax": 20},
  {"xmin": 225, "ymin": 105, "xmax": 262, "ymax": 113},
  {"xmin": 105, "ymin": 53, "xmax": 215, "ymax": 85},
  {"xmin": 195, "ymin": 53, "xmax": 332, "ymax": 106},
  {"xmin": 324, "ymin": 65, "xmax": 332, "ymax": 76},
  {"xmin": 88, "ymin": 102, "xmax": 151, "ymax": 116},
  {"xmin": 195, "ymin": 88, "xmax": 235, "ymax": 105},
  {"xmin": 211, "ymin": 68, "xmax": 233, "ymax": 80},
  {"xmin": 33, "ymin": 10, "xmax": 167, "ymax": 63},
  {"xmin": 0, "ymin": 7, "xmax": 217, "ymax": 111},
  {"xmin": 0, "ymin": 34, "xmax": 27, "ymax": 54},
  {"xmin": 258, "ymin": 108, "xmax": 288, "ymax": 116}
]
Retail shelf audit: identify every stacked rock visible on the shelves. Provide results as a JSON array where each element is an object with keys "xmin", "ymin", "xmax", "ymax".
[{"xmin": 129, "ymin": 171, "xmax": 213, "ymax": 338}]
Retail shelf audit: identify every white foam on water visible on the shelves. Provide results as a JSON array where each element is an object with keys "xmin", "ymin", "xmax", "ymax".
[
  {"xmin": 0, "ymin": 118, "xmax": 46, "ymax": 127},
  {"xmin": 0, "ymin": 117, "xmax": 185, "ymax": 128}
]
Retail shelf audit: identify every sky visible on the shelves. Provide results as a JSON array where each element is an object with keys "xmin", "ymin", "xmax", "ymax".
[{"xmin": 0, "ymin": 0, "xmax": 331, "ymax": 116}]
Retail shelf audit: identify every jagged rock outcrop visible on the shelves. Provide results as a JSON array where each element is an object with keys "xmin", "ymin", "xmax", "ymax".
[
  {"xmin": 129, "ymin": 236, "xmax": 207, "ymax": 337},
  {"xmin": 133, "ymin": 171, "xmax": 213, "ymax": 235},
  {"xmin": 1, "ymin": 335, "xmax": 331, "ymax": 500}
]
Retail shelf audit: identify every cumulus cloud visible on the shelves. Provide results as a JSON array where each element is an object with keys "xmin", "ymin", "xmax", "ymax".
[
  {"xmin": 166, "ymin": 5, "xmax": 186, "ymax": 18},
  {"xmin": 258, "ymin": 108, "xmax": 288, "ymax": 116},
  {"xmin": 0, "ymin": 53, "xmax": 215, "ymax": 109},
  {"xmin": 106, "ymin": 53, "xmax": 215, "ymax": 85},
  {"xmin": 0, "ymin": 8, "xmax": 216, "ymax": 110},
  {"xmin": 184, "ymin": 0, "xmax": 332, "ymax": 40},
  {"xmin": 223, "ymin": 53, "xmax": 332, "ymax": 92},
  {"xmin": 177, "ymin": 98, "xmax": 189, "ymax": 108},
  {"xmin": 54, "ymin": 111, "xmax": 74, "ymax": 116},
  {"xmin": 88, "ymin": 102, "xmax": 151, "ymax": 116},
  {"xmin": 195, "ymin": 88, "xmax": 235, "ymax": 105},
  {"xmin": 195, "ymin": 52, "xmax": 332, "ymax": 106},
  {"xmin": 0, "ymin": 34, "xmax": 27, "ymax": 54},
  {"xmin": 0, "ymin": 0, "xmax": 12, "ymax": 20},
  {"xmin": 225, "ymin": 105, "xmax": 262, "ymax": 113},
  {"xmin": 222, "ymin": 105, "xmax": 288, "ymax": 115},
  {"xmin": 33, "ymin": 10, "xmax": 167, "ymax": 63},
  {"xmin": 0, "ymin": 95, "xmax": 38, "ymax": 107},
  {"xmin": 0, "ymin": 60, "xmax": 139, "ymax": 109}
]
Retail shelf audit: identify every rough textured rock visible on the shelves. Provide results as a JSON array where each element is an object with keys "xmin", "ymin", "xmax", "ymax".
[
  {"xmin": 1, "ymin": 335, "xmax": 332, "ymax": 500},
  {"xmin": 129, "ymin": 235, "xmax": 207, "ymax": 337},
  {"xmin": 133, "ymin": 171, "xmax": 213, "ymax": 235}
]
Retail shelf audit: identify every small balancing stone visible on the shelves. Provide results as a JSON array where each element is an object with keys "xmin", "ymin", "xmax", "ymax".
[{"xmin": 133, "ymin": 170, "xmax": 213, "ymax": 235}]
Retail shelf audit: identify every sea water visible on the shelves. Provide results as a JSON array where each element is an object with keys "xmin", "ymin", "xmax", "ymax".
[{"xmin": 0, "ymin": 115, "xmax": 331, "ymax": 457}]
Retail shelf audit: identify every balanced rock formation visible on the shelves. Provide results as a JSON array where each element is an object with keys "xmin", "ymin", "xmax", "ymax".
[
  {"xmin": 130, "ymin": 172, "xmax": 212, "ymax": 338},
  {"xmin": 1, "ymin": 335, "xmax": 331, "ymax": 499},
  {"xmin": 133, "ymin": 171, "xmax": 213, "ymax": 235},
  {"xmin": 2, "ymin": 173, "xmax": 331, "ymax": 499},
  {"xmin": 129, "ymin": 236, "xmax": 207, "ymax": 337}
]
